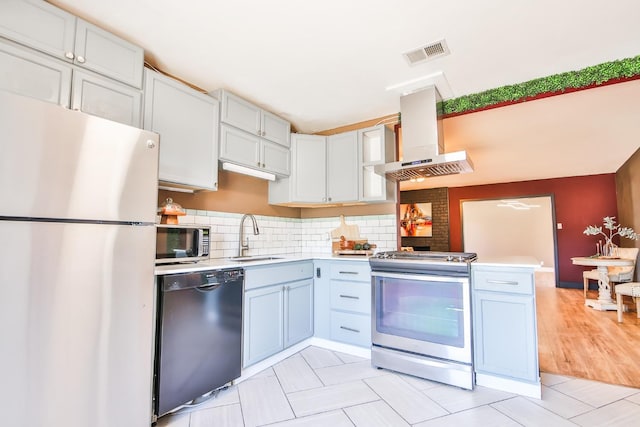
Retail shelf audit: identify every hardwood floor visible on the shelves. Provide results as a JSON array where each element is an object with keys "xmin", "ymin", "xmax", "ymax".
[{"xmin": 536, "ymin": 285, "xmax": 640, "ymax": 388}]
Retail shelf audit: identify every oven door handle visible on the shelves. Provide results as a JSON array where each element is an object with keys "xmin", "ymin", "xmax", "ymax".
[{"xmin": 371, "ymin": 271, "xmax": 469, "ymax": 284}]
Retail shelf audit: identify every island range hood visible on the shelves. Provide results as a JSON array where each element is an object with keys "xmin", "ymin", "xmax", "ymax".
[{"xmin": 377, "ymin": 85, "xmax": 473, "ymax": 181}]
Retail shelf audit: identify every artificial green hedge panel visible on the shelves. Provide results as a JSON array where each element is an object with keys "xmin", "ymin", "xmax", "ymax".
[{"xmin": 443, "ymin": 55, "xmax": 640, "ymax": 115}]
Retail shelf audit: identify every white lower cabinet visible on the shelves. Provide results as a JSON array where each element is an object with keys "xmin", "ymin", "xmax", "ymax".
[
  {"xmin": 472, "ymin": 263, "xmax": 541, "ymax": 398},
  {"xmin": 314, "ymin": 260, "xmax": 371, "ymax": 348},
  {"xmin": 243, "ymin": 261, "xmax": 314, "ymax": 367},
  {"xmin": 243, "ymin": 285, "xmax": 285, "ymax": 367},
  {"xmin": 285, "ymin": 280, "xmax": 314, "ymax": 347}
]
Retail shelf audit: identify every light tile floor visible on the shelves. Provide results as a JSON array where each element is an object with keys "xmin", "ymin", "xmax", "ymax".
[{"xmin": 157, "ymin": 346, "xmax": 640, "ymax": 427}]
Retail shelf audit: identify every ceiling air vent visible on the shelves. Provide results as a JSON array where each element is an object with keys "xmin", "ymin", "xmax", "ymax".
[{"xmin": 403, "ymin": 39, "xmax": 450, "ymax": 66}]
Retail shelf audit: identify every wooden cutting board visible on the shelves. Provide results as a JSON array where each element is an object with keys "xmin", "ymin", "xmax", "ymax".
[{"xmin": 330, "ymin": 215, "xmax": 360, "ymax": 240}]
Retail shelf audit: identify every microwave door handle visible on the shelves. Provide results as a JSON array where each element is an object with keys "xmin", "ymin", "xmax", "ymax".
[{"xmin": 197, "ymin": 229, "xmax": 205, "ymax": 256}]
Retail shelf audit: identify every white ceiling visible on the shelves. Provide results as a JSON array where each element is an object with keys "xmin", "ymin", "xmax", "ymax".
[{"xmin": 50, "ymin": 0, "xmax": 640, "ymax": 189}]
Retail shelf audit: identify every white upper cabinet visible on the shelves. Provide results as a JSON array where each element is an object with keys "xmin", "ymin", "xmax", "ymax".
[
  {"xmin": 218, "ymin": 89, "xmax": 290, "ymax": 147},
  {"xmin": 215, "ymin": 89, "xmax": 291, "ymax": 178},
  {"xmin": 0, "ymin": 37, "xmax": 141, "ymax": 127},
  {"xmin": 261, "ymin": 139, "xmax": 291, "ymax": 177},
  {"xmin": 327, "ymin": 131, "xmax": 359, "ymax": 203},
  {"xmin": 144, "ymin": 69, "xmax": 219, "ymax": 191},
  {"xmin": 0, "ymin": 0, "xmax": 75, "ymax": 60},
  {"xmin": 261, "ymin": 110, "xmax": 291, "ymax": 147},
  {"xmin": 71, "ymin": 69, "xmax": 142, "ymax": 127},
  {"xmin": 291, "ymin": 134, "xmax": 327, "ymax": 203},
  {"xmin": 72, "ymin": 20, "xmax": 144, "ymax": 88},
  {"xmin": 269, "ymin": 126, "xmax": 396, "ymax": 206},
  {"xmin": 219, "ymin": 123, "xmax": 290, "ymax": 177},
  {"xmin": 0, "ymin": 0, "xmax": 144, "ymax": 88},
  {"xmin": 359, "ymin": 125, "xmax": 396, "ymax": 203},
  {"xmin": 0, "ymin": 38, "xmax": 72, "ymax": 107}
]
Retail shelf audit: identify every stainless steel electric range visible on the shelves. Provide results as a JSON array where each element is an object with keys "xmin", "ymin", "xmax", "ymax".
[{"xmin": 369, "ymin": 251, "xmax": 477, "ymax": 390}]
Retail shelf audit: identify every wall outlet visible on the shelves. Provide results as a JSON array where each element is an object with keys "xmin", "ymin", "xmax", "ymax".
[{"xmin": 557, "ymin": 223, "xmax": 563, "ymax": 230}]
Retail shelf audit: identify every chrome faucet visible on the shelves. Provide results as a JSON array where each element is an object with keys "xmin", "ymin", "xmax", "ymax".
[{"xmin": 238, "ymin": 214, "xmax": 260, "ymax": 257}]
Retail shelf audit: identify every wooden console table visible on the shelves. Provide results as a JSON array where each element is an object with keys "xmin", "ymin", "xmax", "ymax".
[{"xmin": 571, "ymin": 256, "xmax": 634, "ymax": 311}]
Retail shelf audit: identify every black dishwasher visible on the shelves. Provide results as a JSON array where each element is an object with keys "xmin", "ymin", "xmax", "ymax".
[{"xmin": 154, "ymin": 268, "xmax": 243, "ymax": 418}]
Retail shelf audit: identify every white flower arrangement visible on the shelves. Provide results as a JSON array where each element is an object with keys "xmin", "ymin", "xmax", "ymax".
[
  {"xmin": 584, "ymin": 216, "xmax": 638, "ymax": 256},
  {"xmin": 583, "ymin": 216, "xmax": 639, "ymax": 241}
]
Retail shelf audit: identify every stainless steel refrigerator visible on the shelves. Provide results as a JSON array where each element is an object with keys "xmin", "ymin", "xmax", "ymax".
[{"xmin": 0, "ymin": 91, "xmax": 159, "ymax": 427}]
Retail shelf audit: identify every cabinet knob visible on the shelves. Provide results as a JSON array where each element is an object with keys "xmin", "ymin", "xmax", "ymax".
[
  {"xmin": 146, "ymin": 139, "xmax": 156, "ymax": 149},
  {"xmin": 65, "ymin": 51, "xmax": 75, "ymax": 60},
  {"xmin": 261, "ymin": 163, "xmax": 265, "ymax": 168},
  {"xmin": 76, "ymin": 56, "xmax": 86, "ymax": 64},
  {"xmin": 328, "ymin": 197, "xmax": 332, "ymax": 202}
]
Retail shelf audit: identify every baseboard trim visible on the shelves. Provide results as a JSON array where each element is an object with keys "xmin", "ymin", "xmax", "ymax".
[
  {"xmin": 237, "ymin": 338, "xmax": 371, "ymax": 384},
  {"xmin": 557, "ymin": 281, "xmax": 582, "ymax": 289}
]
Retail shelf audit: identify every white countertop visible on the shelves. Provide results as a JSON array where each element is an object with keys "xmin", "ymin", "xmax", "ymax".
[
  {"xmin": 473, "ymin": 255, "xmax": 542, "ymax": 269},
  {"xmin": 154, "ymin": 253, "xmax": 371, "ymax": 275}
]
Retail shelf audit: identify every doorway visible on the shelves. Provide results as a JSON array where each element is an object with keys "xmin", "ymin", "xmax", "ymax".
[{"xmin": 461, "ymin": 195, "xmax": 557, "ymax": 280}]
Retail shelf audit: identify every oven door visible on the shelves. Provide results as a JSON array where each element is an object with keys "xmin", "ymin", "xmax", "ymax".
[{"xmin": 372, "ymin": 271, "xmax": 472, "ymax": 364}]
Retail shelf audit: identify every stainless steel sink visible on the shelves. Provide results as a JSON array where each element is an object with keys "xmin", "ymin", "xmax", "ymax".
[{"xmin": 229, "ymin": 256, "xmax": 284, "ymax": 262}]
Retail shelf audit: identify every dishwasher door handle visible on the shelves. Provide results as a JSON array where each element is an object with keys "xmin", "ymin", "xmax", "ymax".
[{"xmin": 196, "ymin": 283, "xmax": 222, "ymax": 292}]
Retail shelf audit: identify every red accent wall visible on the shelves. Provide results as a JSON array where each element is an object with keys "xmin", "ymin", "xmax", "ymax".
[{"xmin": 448, "ymin": 174, "xmax": 618, "ymax": 285}]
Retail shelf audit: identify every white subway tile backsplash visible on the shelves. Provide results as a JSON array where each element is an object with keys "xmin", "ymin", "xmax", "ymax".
[{"xmin": 176, "ymin": 211, "xmax": 397, "ymax": 258}]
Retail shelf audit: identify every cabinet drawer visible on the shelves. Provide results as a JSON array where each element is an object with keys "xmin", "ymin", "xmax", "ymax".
[
  {"xmin": 330, "ymin": 281, "xmax": 371, "ymax": 314},
  {"xmin": 329, "ymin": 262, "xmax": 370, "ymax": 282},
  {"xmin": 473, "ymin": 269, "xmax": 534, "ymax": 295},
  {"xmin": 330, "ymin": 311, "xmax": 371, "ymax": 347},
  {"xmin": 245, "ymin": 261, "xmax": 314, "ymax": 290}
]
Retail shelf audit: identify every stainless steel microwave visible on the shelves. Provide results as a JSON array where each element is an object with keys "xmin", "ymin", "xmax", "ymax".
[{"xmin": 155, "ymin": 224, "xmax": 210, "ymax": 264}]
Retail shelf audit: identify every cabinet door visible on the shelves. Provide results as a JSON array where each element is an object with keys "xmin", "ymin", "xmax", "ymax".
[
  {"xmin": 285, "ymin": 280, "xmax": 314, "ymax": 347},
  {"xmin": 291, "ymin": 134, "xmax": 327, "ymax": 203},
  {"xmin": 219, "ymin": 90, "xmax": 261, "ymax": 135},
  {"xmin": 473, "ymin": 292, "xmax": 538, "ymax": 382},
  {"xmin": 359, "ymin": 125, "xmax": 396, "ymax": 202},
  {"xmin": 361, "ymin": 165, "xmax": 388, "ymax": 201},
  {"xmin": 74, "ymin": 20, "xmax": 144, "ymax": 88},
  {"xmin": 243, "ymin": 286, "xmax": 285, "ymax": 367},
  {"xmin": 0, "ymin": 39, "xmax": 71, "ymax": 107},
  {"xmin": 0, "ymin": 0, "xmax": 76, "ymax": 61},
  {"xmin": 143, "ymin": 70, "xmax": 219, "ymax": 190},
  {"xmin": 327, "ymin": 131, "xmax": 358, "ymax": 203},
  {"xmin": 71, "ymin": 69, "xmax": 142, "ymax": 127},
  {"xmin": 219, "ymin": 123, "xmax": 261, "ymax": 168},
  {"xmin": 262, "ymin": 110, "xmax": 291, "ymax": 147},
  {"xmin": 262, "ymin": 140, "xmax": 290, "ymax": 176}
]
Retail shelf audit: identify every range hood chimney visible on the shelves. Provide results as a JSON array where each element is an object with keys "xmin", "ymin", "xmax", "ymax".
[{"xmin": 377, "ymin": 85, "xmax": 473, "ymax": 181}]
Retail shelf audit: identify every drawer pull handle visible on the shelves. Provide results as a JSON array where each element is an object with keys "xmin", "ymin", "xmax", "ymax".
[
  {"xmin": 340, "ymin": 326, "xmax": 360, "ymax": 333},
  {"xmin": 339, "ymin": 271, "xmax": 358, "ymax": 275},
  {"xmin": 339, "ymin": 294, "xmax": 359, "ymax": 299},
  {"xmin": 487, "ymin": 280, "xmax": 519, "ymax": 286}
]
